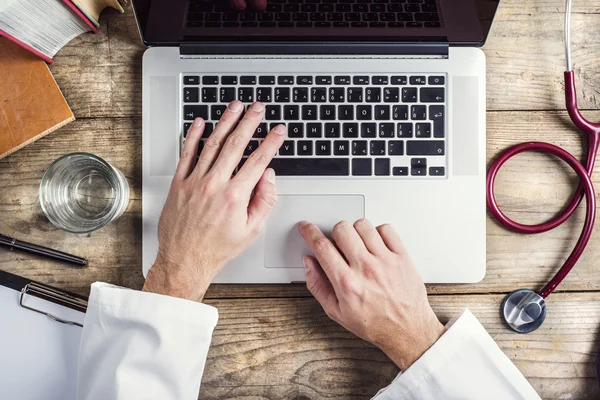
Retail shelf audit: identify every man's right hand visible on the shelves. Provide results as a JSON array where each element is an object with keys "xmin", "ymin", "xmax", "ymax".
[{"xmin": 298, "ymin": 219, "xmax": 446, "ymax": 371}]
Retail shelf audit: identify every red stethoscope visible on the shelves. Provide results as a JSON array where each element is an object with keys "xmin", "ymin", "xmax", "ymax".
[{"xmin": 487, "ymin": 0, "xmax": 600, "ymax": 333}]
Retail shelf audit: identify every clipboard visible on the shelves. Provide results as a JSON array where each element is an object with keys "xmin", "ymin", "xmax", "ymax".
[{"xmin": 0, "ymin": 269, "xmax": 88, "ymax": 400}]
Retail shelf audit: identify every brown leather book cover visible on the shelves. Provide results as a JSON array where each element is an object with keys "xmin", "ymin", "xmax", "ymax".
[{"xmin": 0, "ymin": 37, "xmax": 74, "ymax": 160}]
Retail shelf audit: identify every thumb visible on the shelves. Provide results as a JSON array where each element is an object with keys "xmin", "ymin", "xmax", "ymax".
[
  {"xmin": 304, "ymin": 256, "xmax": 340, "ymax": 321},
  {"xmin": 247, "ymin": 168, "xmax": 277, "ymax": 231}
]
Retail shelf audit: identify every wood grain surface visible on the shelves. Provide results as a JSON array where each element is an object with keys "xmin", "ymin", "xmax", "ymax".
[{"xmin": 1, "ymin": 0, "xmax": 600, "ymax": 398}]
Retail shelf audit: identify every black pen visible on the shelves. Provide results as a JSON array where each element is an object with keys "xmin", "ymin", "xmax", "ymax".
[{"xmin": 0, "ymin": 234, "xmax": 88, "ymax": 266}]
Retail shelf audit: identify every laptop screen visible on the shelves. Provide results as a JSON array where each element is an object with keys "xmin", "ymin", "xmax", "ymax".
[{"xmin": 132, "ymin": 0, "xmax": 498, "ymax": 46}]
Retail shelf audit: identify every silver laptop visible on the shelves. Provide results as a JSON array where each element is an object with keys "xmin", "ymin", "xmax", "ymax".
[{"xmin": 134, "ymin": 0, "xmax": 497, "ymax": 283}]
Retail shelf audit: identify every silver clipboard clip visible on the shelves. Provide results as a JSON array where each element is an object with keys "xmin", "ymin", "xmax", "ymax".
[{"xmin": 19, "ymin": 282, "xmax": 87, "ymax": 327}]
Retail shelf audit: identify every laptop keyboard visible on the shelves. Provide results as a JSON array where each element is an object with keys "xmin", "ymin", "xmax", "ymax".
[
  {"xmin": 182, "ymin": 73, "xmax": 447, "ymax": 178},
  {"xmin": 186, "ymin": 0, "xmax": 441, "ymax": 29}
]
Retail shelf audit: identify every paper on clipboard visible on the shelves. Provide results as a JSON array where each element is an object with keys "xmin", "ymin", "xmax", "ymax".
[{"xmin": 0, "ymin": 281, "xmax": 85, "ymax": 400}]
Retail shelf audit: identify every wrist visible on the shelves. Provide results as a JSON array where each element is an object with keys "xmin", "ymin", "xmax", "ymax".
[
  {"xmin": 379, "ymin": 313, "xmax": 446, "ymax": 371},
  {"xmin": 142, "ymin": 259, "xmax": 212, "ymax": 302}
]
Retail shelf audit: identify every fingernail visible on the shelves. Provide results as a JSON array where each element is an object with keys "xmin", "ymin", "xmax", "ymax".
[
  {"xmin": 266, "ymin": 168, "xmax": 275, "ymax": 182},
  {"xmin": 193, "ymin": 118, "xmax": 204, "ymax": 127},
  {"xmin": 302, "ymin": 256, "xmax": 312, "ymax": 272},
  {"xmin": 298, "ymin": 220, "xmax": 310, "ymax": 228},
  {"xmin": 228, "ymin": 101, "xmax": 243, "ymax": 112},
  {"xmin": 273, "ymin": 124, "xmax": 286, "ymax": 135},
  {"xmin": 250, "ymin": 102, "xmax": 265, "ymax": 112}
]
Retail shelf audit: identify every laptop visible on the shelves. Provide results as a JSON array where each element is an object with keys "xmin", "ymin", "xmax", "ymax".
[{"xmin": 134, "ymin": 0, "xmax": 498, "ymax": 283}]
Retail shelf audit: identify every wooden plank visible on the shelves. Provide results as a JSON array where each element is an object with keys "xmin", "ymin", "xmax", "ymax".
[
  {"xmin": 2, "ymin": 111, "xmax": 600, "ymax": 297},
  {"xmin": 200, "ymin": 293, "xmax": 600, "ymax": 399},
  {"xmin": 46, "ymin": 0, "xmax": 600, "ymax": 120}
]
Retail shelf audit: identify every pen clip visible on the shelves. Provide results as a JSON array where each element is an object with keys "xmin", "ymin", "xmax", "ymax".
[{"xmin": 19, "ymin": 283, "xmax": 87, "ymax": 327}]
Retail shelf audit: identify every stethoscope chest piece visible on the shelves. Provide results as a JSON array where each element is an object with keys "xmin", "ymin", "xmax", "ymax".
[{"xmin": 501, "ymin": 289, "xmax": 547, "ymax": 333}]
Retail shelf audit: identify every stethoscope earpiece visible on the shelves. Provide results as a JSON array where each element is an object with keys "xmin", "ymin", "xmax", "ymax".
[{"xmin": 501, "ymin": 289, "xmax": 547, "ymax": 333}]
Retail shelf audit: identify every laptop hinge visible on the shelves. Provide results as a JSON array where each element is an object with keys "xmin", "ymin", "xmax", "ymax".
[{"xmin": 180, "ymin": 42, "xmax": 449, "ymax": 57}]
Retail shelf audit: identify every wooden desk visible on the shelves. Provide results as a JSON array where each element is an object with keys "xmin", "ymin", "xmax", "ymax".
[{"xmin": 1, "ymin": 0, "xmax": 600, "ymax": 397}]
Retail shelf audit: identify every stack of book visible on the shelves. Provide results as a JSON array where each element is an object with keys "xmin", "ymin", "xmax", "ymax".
[{"xmin": 0, "ymin": 0, "xmax": 127, "ymax": 64}]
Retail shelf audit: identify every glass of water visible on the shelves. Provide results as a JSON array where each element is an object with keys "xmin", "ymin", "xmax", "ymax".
[{"xmin": 39, "ymin": 153, "xmax": 130, "ymax": 233}]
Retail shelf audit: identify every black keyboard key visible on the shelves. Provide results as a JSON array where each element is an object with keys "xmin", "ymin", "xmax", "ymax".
[
  {"xmin": 370, "ymin": 141, "xmax": 386, "ymax": 156},
  {"xmin": 339, "ymin": 105, "xmax": 354, "ymax": 120},
  {"xmin": 429, "ymin": 166, "xmax": 445, "ymax": 176},
  {"xmin": 393, "ymin": 166, "xmax": 409, "ymax": 176},
  {"xmin": 311, "ymin": 88, "xmax": 327, "ymax": 103},
  {"xmin": 293, "ymin": 87, "xmax": 309, "ymax": 102},
  {"xmin": 411, "ymin": 166, "xmax": 427, "ymax": 176},
  {"xmin": 372, "ymin": 76, "xmax": 388, "ymax": 85},
  {"xmin": 220, "ymin": 87, "xmax": 236, "ymax": 102},
  {"xmin": 325, "ymin": 123, "xmax": 341, "ymax": 138},
  {"xmin": 279, "ymin": 140, "xmax": 295, "ymax": 156},
  {"xmin": 422, "ymin": 3, "xmax": 438, "ymax": 12},
  {"xmin": 202, "ymin": 87, "xmax": 218, "ymax": 103},
  {"xmin": 335, "ymin": 76, "xmax": 351, "ymax": 85},
  {"xmin": 375, "ymin": 105, "xmax": 391, "ymax": 121},
  {"xmin": 424, "ymin": 21, "xmax": 441, "ymax": 27},
  {"xmin": 257, "ymin": 12, "xmax": 273, "ymax": 21},
  {"xmin": 259, "ymin": 76, "xmax": 276, "ymax": 85},
  {"xmin": 254, "ymin": 123, "xmax": 268, "ymax": 138},
  {"xmin": 393, "ymin": 105, "xmax": 409, "ymax": 120},
  {"xmin": 380, "ymin": 12, "xmax": 396, "ymax": 21},
  {"xmin": 202, "ymin": 76, "xmax": 219, "ymax": 85},
  {"xmin": 315, "ymin": 140, "xmax": 331, "ymax": 155},
  {"xmin": 402, "ymin": 87, "xmax": 418, "ymax": 102},
  {"xmin": 204, "ymin": 123, "xmax": 214, "ymax": 137},
  {"xmin": 415, "ymin": 122, "xmax": 431, "ymax": 138},
  {"xmin": 379, "ymin": 122, "xmax": 395, "ymax": 138},
  {"xmin": 297, "ymin": 141, "xmax": 313, "ymax": 155},
  {"xmin": 184, "ymin": 105, "xmax": 208, "ymax": 120},
  {"xmin": 240, "ymin": 76, "xmax": 257, "ymax": 85},
  {"xmin": 407, "ymin": 140, "xmax": 445, "ymax": 155},
  {"xmin": 302, "ymin": 105, "xmax": 318, "ymax": 120},
  {"xmin": 196, "ymin": 140, "xmax": 205, "ymax": 156},
  {"xmin": 183, "ymin": 87, "xmax": 199, "ymax": 103},
  {"xmin": 238, "ymin": 87, "xmax": 254, "ymax": 102},
  {"xmin": 315, "ymin": 21, "xmax": 332, "ymax": 27},
  {"xmin": 297, "ymin": 76, "xmax": 313, "ymax": 85},
  {"xmin": 411, "ymin": 105, "xmax": 427, "ymax": 120},
  {"xmin": 244, "ymin": 140, "xmax": 259, "ymax": 156},
  {"xmin": 411, "ymin": 158, "xmax": 427, "ymax": 168},
  {"xmin": 278, "ymin": 76, "xmax": 294, "ymax": 85},
  {"xmin": 347, "ymin": 88, "xmax": 363, "ymax": 102},
  {"xmin": 388, "ymin": 140, "xmax": 404, "ymax": 155},
  {"xmin": 391, "ymin": 76, "xmax": 407, "ymax": 85},
  {"xmin": 183, "ymin": 76, "xmax": 199, "ymax": 85},
  {"xmin": 183, "ymin": 122, "xmax": 192, "ymax": 138},
  {"xmin": 284, "ymin": 105, "xmax": 300, "ymax": 120},
  {"xmin": 343, "ymin": 122, "xmax": 359, "ymax": 137},
  {"xmin": 211, "ymin": 105, "xmax": 227, "ymax": 120},
  {"xmin": 429, "ymin": 105, "xmax": 445, "ymax": 138},
  {"xmin": 328, "ymin": 12, "xmax": 344, "ymax": 21},
  {"xmin": 276, "ymin": 12, "xmax": 291, "ymax": 21},
  {"xmin": 329, "ymin": 87, "xmax": 345, "ymax": 102},
  {"xmin": 357, "ymin": 105, "xmax": 372, "ymax": 120},
  {"xmin": 369, "ymin": 22, "xmax": 386, "ymax": 27},
  {"xmin": 301, "ymin": 3, "xmax": 317, "ymax": 12},
  {"xmin": 361, "ymin": 122, "xmax": 377, "ymax": 137},
  {"xmin": 352, "ymin": 158, "xmax": 372, "ymax": 176},
  {"xmin": 352, "ymin": 22, "xmax": 369, "ymax": 27},
  {"xmin": 278, "ymin": 21, "xmax": 294, "ymax": 27},
  {"xmin": 334, "ymin": 140, "xmax": 350, "ymax": 155},
  {"xmin": 306, "ymin": 123, "xmax": 322, "ymax": 137},
  {"xmin": 352, "ymin": 140, "xmax": 368, "ymax": 156},
  {"xmin": 292, "ymin": 12, "xmax": 309, "ymax": 22},
  {"xmin": 275, "ymin": 87, "xmax": 291, "ymax": 102},
  {"xmin": 353, "ymin": 76, "xmax": 370, "ymax": 85},
  {"xmin": 409, "ymin": 76, "xmax": 427, "ymax": 85},
  {"xmin": 221, "ymin": 76, "xmax": 238, "ymax": 85},
  {"xmin": 428, "ymin": 75, "xmax": 445, "ymax": 85},
  {"xmin": 366, "ymin": 87, "xmax": 381, "ymax": 103},
  {"xmin": 375, "ymin": 158, "xmax": 391, "ymax": 176},
  {"xmin": 316, "ymin": 76, "xmax": 332, "ymax": 85},
  {"xmin": 415, "ymin": 12, "xmax": 439, "ymax": 21},
  {"xmin": 288, "ymin": 123, "xmax": 304, "ymax": 138},
  {"xmin": 266, "ymin": 105, "xmax": 281, "ymax": 120},
  {"xmin": 320, "ymin": 105, "xmax": 336, "ymax": 120},
  {"xmin": 420, "ymin": 87, "xmax": 445, "ymax": 102},
  {"xmin": 256, "ymin": 87, "xmax": 272, "ymax": 102},
  {"xmin": 269, "ymin": 158, "xmax": 349, "ymax": 176},
  {"xmin": 387, "ymin": 21, "xmax": 405, "ymax": 28},
  {"xmin": 384, "ymin": 87, "xmax": 400, "ymax": 103},
  {"xmin": 363, "ymin": 12, "xmax": 378, "ymax": 21},
  {"xmin": 397, "ymin": 122, "xmax": 413, "ymax": 138},
  {"xmin": 405, "ymin": 4, "xmax": 420, "ymax": 12}
]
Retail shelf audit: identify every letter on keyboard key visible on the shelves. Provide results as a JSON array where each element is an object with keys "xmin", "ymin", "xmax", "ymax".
[
  {"xmin": 268, "ymin": 158, "xmax": 349, "ymax": 176},
  {"xmin": 407, "ymin": 140, "xmax": 445, "ymax": 155}
]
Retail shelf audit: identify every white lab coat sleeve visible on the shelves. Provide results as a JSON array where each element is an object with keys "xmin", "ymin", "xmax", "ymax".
[
  {"xmin": 76, "ymin": 282, "xmax": 218, "ymax": 400},
  {"xmin": 373, "ymin": 309, "xmax": 541, "ymax": 400}
]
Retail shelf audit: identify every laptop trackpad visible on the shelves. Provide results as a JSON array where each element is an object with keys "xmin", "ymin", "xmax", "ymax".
[{"xmin": 264, "ymin": 195, "xmax": 365, "ymax": 268}]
